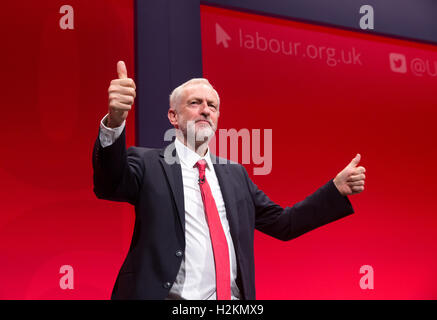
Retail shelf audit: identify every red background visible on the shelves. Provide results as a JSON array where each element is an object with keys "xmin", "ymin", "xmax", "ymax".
[
  {"xmin": 200, "ymin": 5, "xmax": 437, "ymax": 299},
  {"xmin": 0, "ymin": 1, "xmax": 135, "ymax": 299},
  {"xmin": 0, "ymin": 2, "xmax": 436, "ymax": 299}
]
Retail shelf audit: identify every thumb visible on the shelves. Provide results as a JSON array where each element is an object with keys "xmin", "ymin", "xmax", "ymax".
[
  {"xmin": 117, "ymin": 60, "xmax": 128, "ymax": 79},
  {"xmin": 347, "ymin": 153, "xmax": 361, "ymax": 168}
]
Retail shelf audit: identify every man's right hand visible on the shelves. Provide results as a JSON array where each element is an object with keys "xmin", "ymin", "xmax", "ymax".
[{"xmin": 107, "ymin": 61, "xmax": 136, "ymax": 128}]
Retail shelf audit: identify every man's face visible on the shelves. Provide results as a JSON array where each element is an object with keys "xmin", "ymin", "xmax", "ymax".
[{"xmin": 169, "ymin": 83, "xmax": 220, "ymax": 144}]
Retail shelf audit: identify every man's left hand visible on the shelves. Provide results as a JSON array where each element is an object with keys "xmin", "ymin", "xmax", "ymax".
[{"xmin": 333, "ymin": 154, "xmax": 366, "ymax": 196}]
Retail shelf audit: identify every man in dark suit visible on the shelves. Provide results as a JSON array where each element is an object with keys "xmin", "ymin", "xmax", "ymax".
[{"xmin": 93, "ymin": 61, "xmax": 366, "ymax": 300}]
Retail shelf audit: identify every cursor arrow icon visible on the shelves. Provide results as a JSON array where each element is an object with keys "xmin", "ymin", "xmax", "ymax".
[{"xmin": 215, "ymin": 23, "xmax": 231, "ymax": 48}]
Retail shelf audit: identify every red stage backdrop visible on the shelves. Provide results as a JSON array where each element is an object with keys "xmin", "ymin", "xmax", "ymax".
[
  {"xmin": 0, "ymin": 2, "xmax": 436, "ymax": 299},
  {"xmin": 200, "ymin": 5, "xmax": 437, "ymax": 299},
  {"xmin": 0, "ymin": 1, "xmax": 135, "ymax": 299}
]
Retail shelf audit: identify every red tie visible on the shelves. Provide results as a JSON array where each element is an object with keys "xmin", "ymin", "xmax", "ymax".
[{"xmin": 195, "ymin": 159, "xmax": 231, "ymax": 300}]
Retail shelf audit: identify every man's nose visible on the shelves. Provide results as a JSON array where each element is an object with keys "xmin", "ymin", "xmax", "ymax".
[{"xmin": 199, "ymin": 101, "xmax": 210, "ymax": 117}]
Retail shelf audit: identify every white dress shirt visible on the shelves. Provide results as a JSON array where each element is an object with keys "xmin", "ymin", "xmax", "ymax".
[{"xmin": 99, "ymin": 115, "xmax": 241, "ymax": 300}]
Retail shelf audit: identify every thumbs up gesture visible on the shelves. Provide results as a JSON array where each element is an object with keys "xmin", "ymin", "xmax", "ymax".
[
  {"xmin": 107, "ymin": 61, "xmax": 136, "ymax": 128},
  {"xmin": 333, "ymin": 154, "xmax": 366, "ymax": 196}
]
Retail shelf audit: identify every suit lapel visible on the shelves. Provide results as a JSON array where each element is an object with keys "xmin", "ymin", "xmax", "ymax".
[
  {"xmin": 212, "ymin": 155, "xmax": 240, "ymax": 247},
  {"xmin": 159, "ymin": 144, "xmax": 185, "ymax": 234},
  {"xmin": 158, "ymin": 146, "xmax": 240, "ymax": 245}
]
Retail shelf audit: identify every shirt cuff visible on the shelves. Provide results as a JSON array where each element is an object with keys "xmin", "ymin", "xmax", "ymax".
[{"xmin": 99, "ymin": 114, "xmax": 126, "ymax": 148}]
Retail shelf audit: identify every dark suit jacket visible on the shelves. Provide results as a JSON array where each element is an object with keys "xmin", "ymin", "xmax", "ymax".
[{"xmin": 92, "ymin": 128, "xmax": 354, "ymax": 300}]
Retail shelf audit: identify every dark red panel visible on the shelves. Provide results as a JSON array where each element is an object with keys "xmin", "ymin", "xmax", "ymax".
[
  {"xmin": 0, "ymin": 1, "xmax": 135, "ymax": 299},
  {"xmin": 200, "ymin": 4, "xmax": 437, "ymax": 299}
]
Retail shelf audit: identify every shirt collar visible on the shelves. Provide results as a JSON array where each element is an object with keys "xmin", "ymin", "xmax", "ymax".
[{"xmin": 174, "ymin": 137, "xmax": 213, "ymax": 171}]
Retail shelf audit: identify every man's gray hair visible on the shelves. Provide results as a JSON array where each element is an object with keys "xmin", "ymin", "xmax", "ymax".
[{"xmin": 169, "ymin": 78, "xmax": 220, "ymax": 110}]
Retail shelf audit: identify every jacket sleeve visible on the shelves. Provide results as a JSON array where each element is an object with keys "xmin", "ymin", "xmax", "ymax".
[
  {"xmin": 242, "ymin": 166, "xmax": 355, "ymax": 241},
  {"xmin": 92, "ymin": 127, "xmax": 144, "ymax": 205}
]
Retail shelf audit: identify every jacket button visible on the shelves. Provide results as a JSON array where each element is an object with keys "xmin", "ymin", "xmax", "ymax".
[
  {"xmin": 175, "ymin": 250, "xmax": 183, "ymax": 257},
  {"xmin": 163, "ymin": 282, "xmax": 171, "ymax": 289}
]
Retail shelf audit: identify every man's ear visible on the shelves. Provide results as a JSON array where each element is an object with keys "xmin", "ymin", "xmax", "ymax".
[{"xmin": 168, "ymin": 108, "xmax": 178, "ymax": 128}]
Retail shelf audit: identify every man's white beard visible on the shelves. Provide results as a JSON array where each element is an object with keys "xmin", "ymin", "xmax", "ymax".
[
  {"xmin": 186, "ymin": 121, "xmax": 215, "ymax": 148},
  {"xmin": 196, "ymin": 126, "xmax": 215, "ymax": 142}
]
